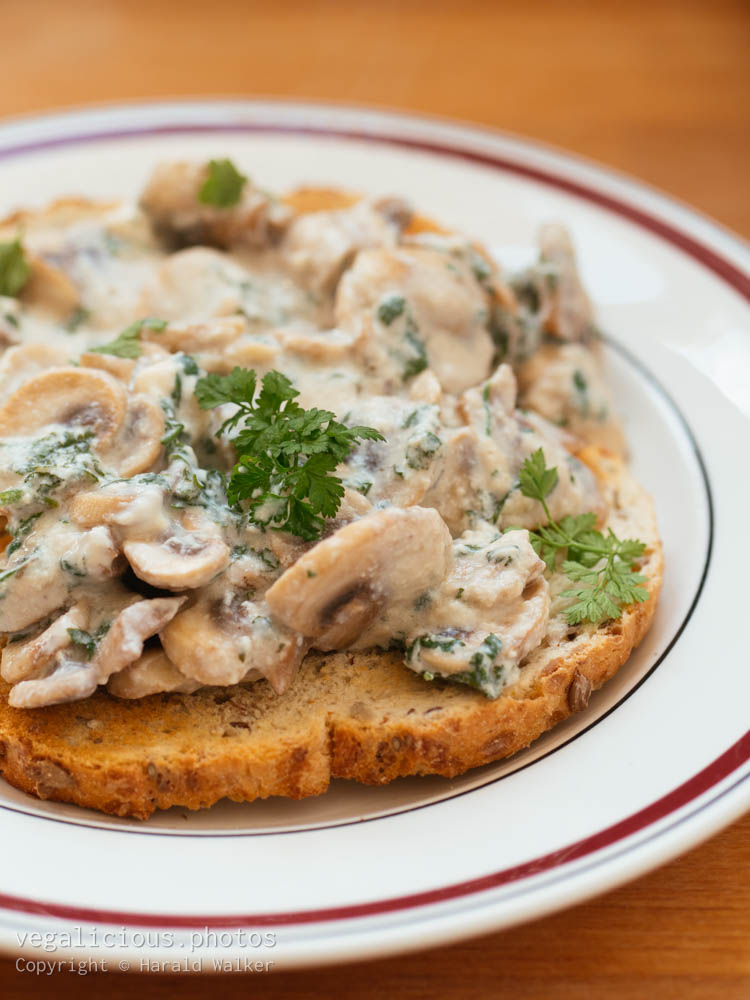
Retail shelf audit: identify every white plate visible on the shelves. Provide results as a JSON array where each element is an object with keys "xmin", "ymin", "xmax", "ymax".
[{"xmin": 0, "ymin": 100, "xmax": 748, "ymax": 972}]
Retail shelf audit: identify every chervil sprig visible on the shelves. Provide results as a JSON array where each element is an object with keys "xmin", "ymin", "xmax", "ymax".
[
  {"xmin": 519, "ymin": 448, "xmax": 649, "ymax": 624},
  {"xmin": 195, "ymin": 368, "xmax": 384, "ymax": 540}
]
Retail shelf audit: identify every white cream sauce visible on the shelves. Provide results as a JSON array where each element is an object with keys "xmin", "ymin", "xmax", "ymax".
[{"xmin": 0, "ymin": 163, "xmax": 619, "ymax": 706}]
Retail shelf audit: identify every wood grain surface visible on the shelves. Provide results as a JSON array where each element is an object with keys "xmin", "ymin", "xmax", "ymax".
[{"xmin": 1, "ymin": 1, "xmax": 748, "ymax": 997}]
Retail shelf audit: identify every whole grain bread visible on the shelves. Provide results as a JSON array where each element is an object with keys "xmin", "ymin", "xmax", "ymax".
[{"xmin": 0, "ymin": 449, "xmax": 662, "ymax": 819}]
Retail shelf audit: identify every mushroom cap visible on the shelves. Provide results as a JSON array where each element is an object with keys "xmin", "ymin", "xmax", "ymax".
[
  {"xmin": 123, "ymin": 518, "xmax": 230, "ymax": 591},
  {"xmin": 160, "ymin": 598, "xmax": 307, "ymax": 692},
  {"xmin": 0, "ymin": 366, "xmax": 127, "ymax": 449},
  {"xmin": 265, "ymin": 506, "xmax": 452, "ymax": 648}
]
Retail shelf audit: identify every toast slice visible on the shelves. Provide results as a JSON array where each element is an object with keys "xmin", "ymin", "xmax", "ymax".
[{"xmin": 0, "ymin": 449, "xmax": 662, "ymax": 819}]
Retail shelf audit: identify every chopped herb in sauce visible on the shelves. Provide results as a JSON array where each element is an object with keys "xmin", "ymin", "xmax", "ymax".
[
  {"xmin": 67, "ymin": 622, "xmax": 111, "ymax": 659},
  {"xmin": 405, "ymin": 431, "xmax": 441, "ymax": 470},
  {"xmin": 64, "ymin": 306, "xmax": 90, "ymax": 333},
  {"xmin": 402, "ymin": 320, "xmax": 428, "ymax": 380},
  {"xmin": 376, "ymin": 294, "xmax": 406, "ymax": 326}
]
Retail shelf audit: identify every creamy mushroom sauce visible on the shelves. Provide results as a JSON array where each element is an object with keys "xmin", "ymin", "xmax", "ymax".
[{"xmin": 0, "ymin": 163, "xmax": 622, "ymax": 707}]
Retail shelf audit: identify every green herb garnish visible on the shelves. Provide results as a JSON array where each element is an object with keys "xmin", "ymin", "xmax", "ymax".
[
  {"xmin": 90, "ymin": 317, "xmax": 166, "ymax": 359},
  {"xmin": 198, "ymin": 159, "xmax": 247, "ymax": 208},
  {"xmin": 519, "ymin": 448, "xmax": 649, "ymax": 624},
  {"xmin": 195, "ymin": 367, "xmax": 384, "ymax": 540},
  {"xmin": 0, "ymin": 238, "xmax": 30, "ymax": 297}
]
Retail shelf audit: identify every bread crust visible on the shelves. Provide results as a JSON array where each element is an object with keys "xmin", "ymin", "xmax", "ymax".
[{"xmin": 0, "ymin": 449, "xmax": 662, "ymax": 819}]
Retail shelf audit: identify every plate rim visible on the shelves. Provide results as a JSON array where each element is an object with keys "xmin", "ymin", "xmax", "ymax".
[
  {"xmin": 0, "ymin": 337, "xmax": 714, "ymax": 840},
  {"xmin": 0, "ymin": 98, "xmax": 747, "ymax": 959}
]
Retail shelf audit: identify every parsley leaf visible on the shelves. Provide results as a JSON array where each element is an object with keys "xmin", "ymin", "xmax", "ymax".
[
  {"xmin": 90, "ymin": 317, "xmax": 166, "ymax": 358},
  {"xmin": 198, "ymin": 159, "xmax": 247, "ymax": 208},
  {"xmin": 0, "ymin": 238, "xmax": 30, "ymax": 297},
  {"xmin": 519, "ymin": 448, "xmax": 649, "ymax": 624},
  {"xmin": 196, "ymin": 367, "xmax": 384, "ymax": 540}
]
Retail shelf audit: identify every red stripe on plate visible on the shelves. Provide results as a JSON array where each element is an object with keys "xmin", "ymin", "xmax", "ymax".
[
  {"xmin": 1, "ymin": 121, "xmax": 747, "ymax": 300},
  {"xmin": 0, "ymin": 734, "xmax": 747, "ymax": 929}
]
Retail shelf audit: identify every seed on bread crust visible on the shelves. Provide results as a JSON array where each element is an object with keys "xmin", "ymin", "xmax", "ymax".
[{"xmin": 567, "ymin": 670, "xmax": 592, "ymax": 713}]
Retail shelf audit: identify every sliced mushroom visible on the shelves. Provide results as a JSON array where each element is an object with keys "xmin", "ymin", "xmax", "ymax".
[
  {"xmin": 1, "ymin": 601, "xmax": 89, "ymax": 684},
  {"xmin": 265, "ymin": 506, "xmax": 452, "ymax": 650},
  {"xmin": 142, "ymin": 316, "xmax": 246, "ymax": 353},
  {"xmin": 335, "ymin": 246, "xmax": 494, "ymax": 393},
  {"xmin": 21, "ymin": 255, "xmax": 80, "ymax": 318},
  {"xmin": 538, "ymin": 224, "xmax": 595, "ymax": 341},
  {"xmin": 107, "ymin": 648, "xmax": 202, "ymax": 699},
  {"xmin": 139, "ymin": 161, "xmax": 290, "ymax": 249},
  {"xmin": 276, "ymin": 328, "xmax": 361, "ymax": 364},
  {"xmin": 406, "ymin": 577, "xmax": 549, "ymax": 682},
  {"xmin": 70, "ymin": 483, "xmax": 147, "ymax": 529},
  {"xmin": 282, "ymin": 199, "xmax": 403, "ymax": 294},
  {"xmin": 8, "ymin": 656, "xmax": 97, "ymax": 709},
  {"xmin": 132, "ymin": 355, "xmax": 187, "ymax": 397},
  {"xmin": 80, "ymin": 351, "xmax": 136, "ymax": 382},
  {"xmin": 93, "ymin": 596, "xmax": 186, "ymax": 683},
  {"xmin": 0, "ymin": 343, "xmax": 72, "ymax": 397},
  {"xmin": 0, "ymin": 366, "xmax": 127, "ymax": 448},
  {"xmin": 122, "ymin": 509, "xmax": 230, "ymax": 591},
  {"xmin": 403, "ymin": 527, "xmax": 551, "ymax": 696},
  {"xmin": 161, "ymin": 596, "xmax": 307, "ymax": 693},
  {"xmin": 59, "ymin": 525, "xmax": 123, "ymax": 581},
  {"xmin": 516, "ymin": 342, "xmax": 626, "ymax": 456},
  {"xmin": 338, "ymin": 398, "xmax": 444, "ymax": 508},
  {"xmin": 419, "ymin": 426, "xmax": 487, "ymax": 535},
  {"xmin": 409, "ymin": 368, "xmax": 442, "ymax": 405},
  {"xmin": 0, "ymin": 520, "xmax": 124, "ymax": 633},
  {"xmin": 102, "ymin": 394, "xmax": 165, "ymax": 477},
  {"xmin": 139, "ymin": 247, "xmax": 249, "ymax": 321},
  {"xmin": 220, "ymin": 337, "xmax": 279, "ymax": 373},
  {"xmin": 0, "ymin": 553, "xmax": 70, "ymax": 633}
]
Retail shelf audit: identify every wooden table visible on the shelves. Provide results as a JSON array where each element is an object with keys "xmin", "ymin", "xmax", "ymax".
[{"xmin": 1, "ymin": 1, "xmax": 748, "ymax": 997}]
